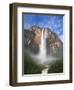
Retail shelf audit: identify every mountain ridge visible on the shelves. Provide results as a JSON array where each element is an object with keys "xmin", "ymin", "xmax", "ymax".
[{"xmin": 24, "ymin": 25, "xmax": 63, "ymax": 59}]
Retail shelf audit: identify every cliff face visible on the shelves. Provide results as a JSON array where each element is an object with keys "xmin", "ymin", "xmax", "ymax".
[{"xmin": 24, "ymin": 25, "xmax": 63, "ymax": 59}]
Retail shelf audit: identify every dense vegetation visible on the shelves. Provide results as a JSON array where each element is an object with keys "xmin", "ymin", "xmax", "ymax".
[
  {"xmin": 48, "ymin": 60, "xmax": 63, "ymax": 73},
  {"xmin": 24, "ymin": 51, "xmax": 63, "ymax": 74}
]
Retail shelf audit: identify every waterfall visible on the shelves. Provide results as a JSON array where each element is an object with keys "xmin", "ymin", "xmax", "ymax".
[
  {"xmin": 39, "ymin": 28, "xmax": 49, "ymax": 74},
  {"xmin": 39, "ymin": 28, "xmax": 47, "ymax": 60},
  {"xmin": 31, "ymin": 28, "xmax": 58, "ymax": 74}
]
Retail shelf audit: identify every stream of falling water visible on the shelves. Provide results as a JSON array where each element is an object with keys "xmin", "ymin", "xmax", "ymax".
[
  {"xmin": 39, "ymin": 28, "xmax": 47, "ymax": 63},
  {"xmin": 39, "ymin": 28, "xmax": 49, "ymax": 74}
]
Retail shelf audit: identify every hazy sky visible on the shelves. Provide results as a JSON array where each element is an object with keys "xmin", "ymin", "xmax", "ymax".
[{"xmin": 23, "ymin": 14, "xmax": 64, "ymax": 41}]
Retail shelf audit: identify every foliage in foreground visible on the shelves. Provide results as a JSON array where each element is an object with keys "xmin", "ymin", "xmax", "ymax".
[{"xmin": 24, "ymin": 51, "xmax": 63, "ymax": 74}]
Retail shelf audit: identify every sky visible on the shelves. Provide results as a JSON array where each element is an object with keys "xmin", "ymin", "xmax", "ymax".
[{"xmin": 23, "ymin": 14, "xmax": 64, "ymax": 41}]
